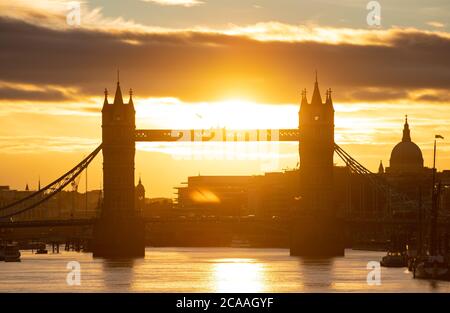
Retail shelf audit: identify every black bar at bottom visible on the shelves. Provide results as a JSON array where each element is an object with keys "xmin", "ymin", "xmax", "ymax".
[{"xmin": 0, "ymin": 293, "xmax": 448, "ymax": 312}]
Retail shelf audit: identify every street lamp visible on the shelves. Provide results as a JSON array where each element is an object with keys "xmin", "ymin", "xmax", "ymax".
[
  {"xmin": 430, "ymin": 134, "xmax": 444, "ymax": 256},
  {"xmin": 432, "ymin": 135, "xmax": 444, "ymax": 192}
]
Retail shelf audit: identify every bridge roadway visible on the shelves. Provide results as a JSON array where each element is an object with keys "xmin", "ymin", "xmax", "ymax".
[
  {"xmin": 0, "ymin": 217, "xmax": 278, "ymax": 228},
  {"xmin": 0, "ymin": 218, "xmax": 96, "ymax": 228},
  {"xmin": 2, "ymin": 216, "xmax": 448, "ymax": 229},
  {"xmin": 2, "ymin": 217, "xmax": 448, "ymax": 249}
]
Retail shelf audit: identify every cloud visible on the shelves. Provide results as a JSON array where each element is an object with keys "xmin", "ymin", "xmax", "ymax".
[
  {"xmin": 0, "ymin": 135, "xmax": 99, "ymax": 153},
  {"xmin": 342, "ymin": 88, "xmax": 409, "ymax": 103},
  {"xmin": 339, "ymin": 88, "xmax": 450, "ymax": 104},
  {"xmin": 141, "ymin": 0, "xmax": 204, "ymax": 7},
  {"xmin": 0, "ymin": 81, "xmax": 79, "ymax": 101},
  {"xmin": 219, "ymin": 22, "xmax": 450, "ymax": 45},
  {"xmin": 0, "ymin": 2, "xmax": 449, "ymax": 104},
  {"xmin": 427, "ymin": 21, "xmax": 445, "ymax": 28},
  {"xmin": 414, "ymin": 92, "xmax": 450, "ymax": 103},
  {"xmin": 0, "ymin": 86, "xmax": 69, "ymax": 101},
  {"xmin": 1, "ymin": 16, "xmax": 450, "ymax": 105},
  {"xmin": 2, "ymin": 1, "xmax": 450, "ymax": 44},
  {"xmin": 0, "ymin": 81, "xmax": 99, "ymax": 117},
  {"xmin": 0, "ymin": 0, "xmax": 168, "ymax": 33}
]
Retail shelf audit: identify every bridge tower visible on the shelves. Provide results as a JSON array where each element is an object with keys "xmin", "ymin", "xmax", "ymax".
[
  {"xmin": 290, "ymin": 73, "xmax": 344, "ymax": 257},
  {"xmin": 92, "ymin": 78, "xmax": 145, "ymax": 257}
]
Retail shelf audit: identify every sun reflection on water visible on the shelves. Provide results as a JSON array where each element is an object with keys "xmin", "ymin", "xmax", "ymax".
[{"xmin": 213, "ymin": 258, "xmax": 265, "ymax": 292}]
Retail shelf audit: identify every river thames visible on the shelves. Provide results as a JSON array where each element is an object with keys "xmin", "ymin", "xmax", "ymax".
[{"xmin": 1, "ymin": 248, "xmax": 449, "ymax": 292}]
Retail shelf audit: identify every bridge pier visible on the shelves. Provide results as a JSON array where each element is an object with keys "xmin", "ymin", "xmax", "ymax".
[
  {"xmin": 51, "ymin": 242, "xmax": 59, "ymax": 253},
  {"xmin": 290, "ymin": 215, "xmax": 345, "ymax": 257},
  {"xmin": 92, "ymin": 214, "xmax": 144, "ymax": 258}
]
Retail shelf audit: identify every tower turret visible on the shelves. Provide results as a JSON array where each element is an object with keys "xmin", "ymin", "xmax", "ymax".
[
  {"xmin": 129, "ymin": 88, "xmax": 134, "ymax": 106},
  {"xmin": 135, "ymin": 175, "xmax": 146, "ymax": 214}
]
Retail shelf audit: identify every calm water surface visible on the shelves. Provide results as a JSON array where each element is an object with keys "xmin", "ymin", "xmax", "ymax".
[{"xmin": 1, "ymin": 248, "xmax": 449, "ymax": 292}]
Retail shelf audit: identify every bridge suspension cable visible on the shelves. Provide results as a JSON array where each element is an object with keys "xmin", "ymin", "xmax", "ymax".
[
  {"xmin": 0, "ymin": 144, "xmax": 102, "ymax": 219},
  {"xmin": 334, "ymin": 143, "xmax": 419, "ymax": 215}
]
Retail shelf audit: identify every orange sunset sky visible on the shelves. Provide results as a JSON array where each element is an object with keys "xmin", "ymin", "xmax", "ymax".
[{"xmin": 0, "ymin": 0, "xmax": 449, "ymax": 197}]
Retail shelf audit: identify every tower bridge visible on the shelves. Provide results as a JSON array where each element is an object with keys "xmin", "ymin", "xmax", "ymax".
[{"xmin": 0, "ymin": 75, "xmax": 421, "ymax": 257}]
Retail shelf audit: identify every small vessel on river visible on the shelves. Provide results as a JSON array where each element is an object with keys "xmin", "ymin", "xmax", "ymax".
[{"xmin": 1, "ymin": 244, "xmax": 21, "ymax": 262}]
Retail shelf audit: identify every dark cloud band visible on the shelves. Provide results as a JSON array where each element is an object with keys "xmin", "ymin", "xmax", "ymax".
[{"xmin": 0, "ymin": 17, "xmax": 449, "ymax": 103}]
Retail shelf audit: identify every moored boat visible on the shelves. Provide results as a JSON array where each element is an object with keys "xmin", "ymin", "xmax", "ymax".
[
  {"xmin": 381, "ymin": 251, "xmax": 407, "ymax": 267},
  {"xmin": 2, "ymin": 244, "xmax": 21, "ymax": 262},
  {"xmin": 35, "ymin": 248, "xmax": 48, "ymax": 254},
  {"xmin": 413, "ymin": 255, "xmax": 449, "ymax": 280}
]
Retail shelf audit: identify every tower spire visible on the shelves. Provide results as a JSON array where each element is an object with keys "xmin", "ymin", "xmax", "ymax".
[
  {"xmin": 311, "ymin": 70, "xmax": 322, "ymax": 104},
  {"xmin": 402, "ymin": 114, "xmax": 411, "ymax": 142},
  {"xmin": 113, "ymin": 70, "xmax": 124, "ymax": 105}
]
